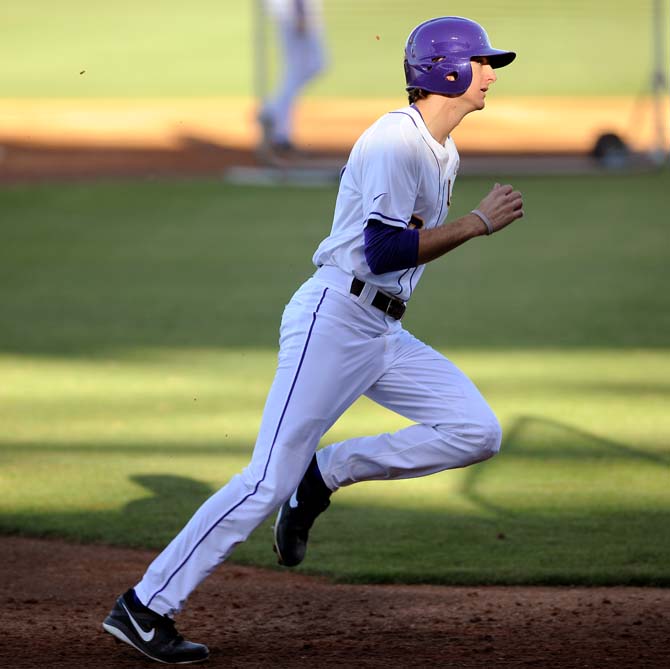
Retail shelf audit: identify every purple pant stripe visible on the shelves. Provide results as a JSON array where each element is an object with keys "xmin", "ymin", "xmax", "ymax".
[{"xmin": 147, "ymin": 287, "xmax": 329, "ymax": 607}]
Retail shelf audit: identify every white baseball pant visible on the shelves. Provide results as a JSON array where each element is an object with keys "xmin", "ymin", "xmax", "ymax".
[
  {"xmin": 263, "ymin": 22, "xmax": 326, "ymax": 143},
  {"xmin": 134, "ymin": 265, "xmax": 501, "ymax": 616}
]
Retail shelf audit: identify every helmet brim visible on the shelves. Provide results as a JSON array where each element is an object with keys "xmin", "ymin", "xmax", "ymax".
[{"xmin": 476, "ymin": 49, "xmax": 516, "ymax": 69}]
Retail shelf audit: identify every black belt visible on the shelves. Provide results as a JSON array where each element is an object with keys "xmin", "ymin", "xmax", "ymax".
[{"xmin": 350, "ymin": 277, "xmax": 406, "ymax": 320}]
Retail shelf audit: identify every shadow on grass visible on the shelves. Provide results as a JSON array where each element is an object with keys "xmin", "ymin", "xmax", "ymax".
[
  {"xmin": 279, "ymin": 416, "xmax": 670, "ymax": 585},
  {"xmin": 460, "ymin": 414, "xmax": 670, "ymax": 517},
  {"xmin": 0, "ymin": 474, "xmax": 216, "ymax": 553},
  {"xmin": 2, "ymin": 416, "xmax": 669, "ymax": 585}
]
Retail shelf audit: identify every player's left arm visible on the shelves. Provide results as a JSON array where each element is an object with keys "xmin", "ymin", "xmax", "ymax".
[
  {"xmin": 417, "ymin": 183, "xmax": 524, "ymax": 264},
  {"xmin": 364, "ymin": 183, "xmax": 523, "ymax": 274},
  {"xmin": 364, "ymin": 219, "xmax": 419, "ymax": 274}
]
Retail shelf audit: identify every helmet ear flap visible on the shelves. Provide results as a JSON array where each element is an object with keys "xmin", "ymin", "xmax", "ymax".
[
  {"xmin": 435, "ymin": 59, "xmax": 473, "ymax": 95},
  {"xmin": 405, "ymin": 58, "xmax": 473, "ymax": 96}
]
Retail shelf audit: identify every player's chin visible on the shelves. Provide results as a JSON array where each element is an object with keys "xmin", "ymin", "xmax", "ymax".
[{"xmin": 470, "ymin": 95, "xmax": 486, "ymax": 111}]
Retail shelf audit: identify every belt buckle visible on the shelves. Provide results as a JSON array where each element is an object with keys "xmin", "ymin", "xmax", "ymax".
[{"xmin": 385, "ymin": 297, "xmax": 405, "ymax": 320}]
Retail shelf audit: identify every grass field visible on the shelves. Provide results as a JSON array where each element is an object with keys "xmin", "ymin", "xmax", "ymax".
[
  {"xmin": 1, "ymin": 172, "xmax": 669, "ymax": 585},
  {"xmin": 1, "ymin": 1, "xmax": 660, "ymax": 98}
]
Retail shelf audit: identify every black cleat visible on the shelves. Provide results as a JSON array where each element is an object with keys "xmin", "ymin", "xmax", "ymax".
[
  {"xmin": 102, "ymin": 589, "xmax": 209, "ymax": 665},
  {"xmin": 273, "ymin": 454, "xmax": 332, "ymax": 567}
]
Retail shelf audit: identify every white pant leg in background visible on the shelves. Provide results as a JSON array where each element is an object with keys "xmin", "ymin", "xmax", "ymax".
[
  {"xmin": 266, "ymin": 23, "xmax": 326, "ymax": 143},
  {"xmin": 134, "ymin": 279, "xmax": 386, "ymax": 616},
  {"xmin": 316, "ymin": 329, "xmax": 502, "ymax": 490}
]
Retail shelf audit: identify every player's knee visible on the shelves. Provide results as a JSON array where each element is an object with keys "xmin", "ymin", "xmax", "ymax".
[
  {"xmin": 486, "ymin": 416, "xmax": 503, "ymax": 456},
  {"xmin": 305, "ymin": 53, "xmax": 327, "ymax": 80},
  {"xmin": 434, "ymin": 411, "xmax": 502, "ymax": 464},
  {"xmin": 471, "ymin": 413, "xmax": 503, "ymax": 461}
]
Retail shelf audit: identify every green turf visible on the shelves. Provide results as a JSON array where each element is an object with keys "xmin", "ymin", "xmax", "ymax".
[
  {"xmin": 0, "ymin": 1, "xmax": 661, "ymax": 98},
  {"xmin": 1, "ymin": 172, "xmax": 669, "ymax": 585}
]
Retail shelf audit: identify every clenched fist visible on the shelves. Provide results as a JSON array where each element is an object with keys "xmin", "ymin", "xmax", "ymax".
[{"xmin": 473, "ymin": 183, "xmax": 524, "ymax": 234}]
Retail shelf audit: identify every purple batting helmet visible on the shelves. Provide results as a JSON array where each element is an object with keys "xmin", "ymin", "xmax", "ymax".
[{"xmin": 404, "ymin": 16, "xmax": 516, "ymax": 96}]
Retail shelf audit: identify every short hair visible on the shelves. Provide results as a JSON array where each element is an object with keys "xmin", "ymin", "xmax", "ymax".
[{"xmin": 407, "ymin": 88, "xmax": 430, "ymax": 104}]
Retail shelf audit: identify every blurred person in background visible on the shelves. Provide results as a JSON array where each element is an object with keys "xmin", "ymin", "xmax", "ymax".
[{"xmin": 258, "ymin": 0, "xmax": 328, "ymax": 154}]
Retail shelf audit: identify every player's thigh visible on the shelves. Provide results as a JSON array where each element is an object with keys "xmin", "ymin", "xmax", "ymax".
[
  {"xmin": 281, "ymin": 29, "xmax": 325, "ymax": 77},
  {"xmin": 365, "ymin": 329, "xmax": 494, "ymax": 428},
  {"xmin": 258, "ymin": 283, "xmax": 385, "ymax": 452}
]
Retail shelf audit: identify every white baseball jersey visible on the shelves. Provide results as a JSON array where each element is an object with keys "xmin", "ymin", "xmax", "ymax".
[{"xmin": 313, "ymin": 104, "xmax": 460, "ymax": 301}]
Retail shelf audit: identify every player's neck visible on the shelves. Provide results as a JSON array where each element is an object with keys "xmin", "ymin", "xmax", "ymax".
[{"xmin": 413, "ymin": 96, "xmax": 470, "ymax": 145}]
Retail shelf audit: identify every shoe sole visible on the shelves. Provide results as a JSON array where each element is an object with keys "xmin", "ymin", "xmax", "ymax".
[{"xmin": 102, "ymin": 621, "xmax": 209, "ymax": 665}]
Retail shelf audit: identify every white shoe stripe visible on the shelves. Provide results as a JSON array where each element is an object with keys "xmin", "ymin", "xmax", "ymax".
[
  {"xmin": 121, "ymin": 600, "xmax": 155, "ymax": 642},
  {"xmin": 273, "ymin": 505, "xmax": 285, "ymax": 563},
  {"xmin": 288, "ymin": 489, "xmax": 299, "ymax": 508}
]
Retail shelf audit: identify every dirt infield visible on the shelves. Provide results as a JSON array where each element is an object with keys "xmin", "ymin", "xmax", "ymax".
[
  {"xmin": 0, "ymin": 137, "xmax": 261, "ymax": 184},
  {"xmin": 0, "ymin": 96, "xmax": 667, "ymax": 182},
  {"xmin": 2, "ymin": 536, "xmax": 668, "ymax": 669}
]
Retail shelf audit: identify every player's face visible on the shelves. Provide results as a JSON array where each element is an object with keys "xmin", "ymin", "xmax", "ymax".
[{"xmin": 462, "ymin": 57, "xmax": 497, "ymax": 111}]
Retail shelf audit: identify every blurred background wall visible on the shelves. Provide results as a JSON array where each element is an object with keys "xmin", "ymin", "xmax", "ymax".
[{"xmin": 1, "ymin": 0, "xmax": 668, "ymax": 179}]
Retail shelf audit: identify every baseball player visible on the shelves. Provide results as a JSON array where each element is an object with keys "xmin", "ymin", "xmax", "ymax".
[
  {"xmin": 102, "ymin": 16, "xmax": 523, "ymax": 664},
  {"xmin": 258, "ymin": 0, "xmax": 327, "ymax": 152}
]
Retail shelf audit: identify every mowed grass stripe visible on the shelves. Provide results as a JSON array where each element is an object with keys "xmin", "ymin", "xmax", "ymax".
[{"xmin": 0, "ymin": 172, "xmax": 668, "ymax": 584}]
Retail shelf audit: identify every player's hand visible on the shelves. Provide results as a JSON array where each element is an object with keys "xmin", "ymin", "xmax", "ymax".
[{"xmin": 475, "ymin": 183, "xmax": 524, "ymax": 234}]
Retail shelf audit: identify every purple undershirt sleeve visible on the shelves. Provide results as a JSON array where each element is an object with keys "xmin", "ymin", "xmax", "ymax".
[{"xmin": 364, "ymin": 219, "xmax": 420, "ymax": 275}]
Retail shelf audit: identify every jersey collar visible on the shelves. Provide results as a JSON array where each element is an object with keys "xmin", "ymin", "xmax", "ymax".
[{"xmin": 407, "ymin": 104, "xmax": 455, "ymax": 160}]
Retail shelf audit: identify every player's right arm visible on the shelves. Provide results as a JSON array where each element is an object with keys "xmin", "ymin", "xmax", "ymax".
[{"xmin": 416, "ymin": 183, "xmax": 524, "ymax": 264}]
